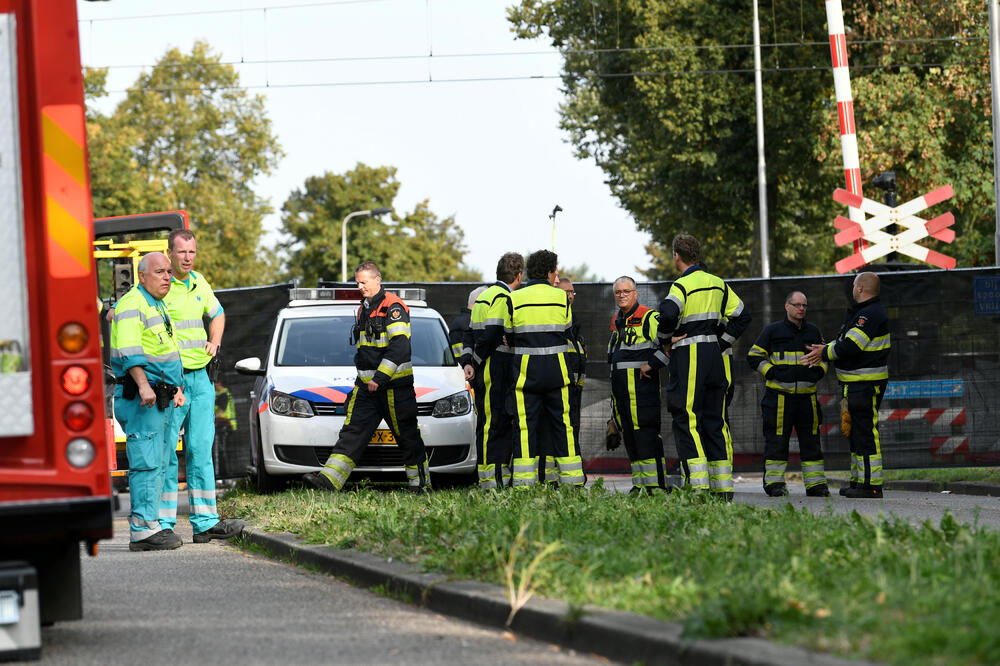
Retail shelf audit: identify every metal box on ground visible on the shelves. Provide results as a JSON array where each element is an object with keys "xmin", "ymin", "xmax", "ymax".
[{"xmin": 0, "ymin": 561, "xmax": 40, "ymax": 662}]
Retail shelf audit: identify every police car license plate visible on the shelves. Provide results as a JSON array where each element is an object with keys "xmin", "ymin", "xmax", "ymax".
[
  {"xmin": 0, "ymin": 589, "xmax": 18, "ymax": 624},
  {"xmin": 369, "ymin": 429, "xmax": 396, "ymax": 445}
]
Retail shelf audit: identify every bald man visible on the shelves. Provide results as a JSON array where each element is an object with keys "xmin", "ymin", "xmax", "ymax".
[{"xmin": 802, "ymin": 272, "xmax": 890, "ymax": 498}]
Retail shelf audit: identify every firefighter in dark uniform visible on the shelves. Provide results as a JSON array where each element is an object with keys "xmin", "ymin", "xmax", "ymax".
[
  {"xmin": 460, "ymin": 253, "xmax": 523, "ymax": 489},
  {"xmin": 449, "ymin": 286, "xmax": 486, "ymax": 361},
  {"xmin": 505, "ymin": 250, "xmax": 584, "ymax": 488},
  {"xmin": 304, "ymin": 261, "xmax": 429, "ymax": 492},
  {"xmin": 608, "ymin": 276, "xmax": 670, "ymax": 493},
  {"xmin": 657, "ymin": 234, "xmax": 751, "ymax": 499},
  {"xmin": 747, "ymin": 290, "xmax": 830, "ymax": 497},
  {"xmin": 802, "ymin": 272, "xmax": 890, "ymax": 498}
]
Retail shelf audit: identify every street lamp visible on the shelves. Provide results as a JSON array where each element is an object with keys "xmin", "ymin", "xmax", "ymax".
[{"xmin": 341, "ymin": 207, "xmax": 392, "ymax": 282}]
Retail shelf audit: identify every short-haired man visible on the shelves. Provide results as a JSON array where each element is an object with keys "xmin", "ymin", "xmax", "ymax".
[
  {"xmin": 748, "ymin": 291, "xmax": 830, "ymax": 497},
  {"xmin": 505, "ymin": 250, "xmax": 583, "ymax": 488},
  {"xmin": 160, "ymin": 229, "xmax": 244, "ymax": 544},
  {"xmin": 802, "ymin": 272, "xmax": 890, "ymax": 498},
  {"xmin": 608, "ymin": 276, "xmax": 670, "ymax": 493},
  {"xmin": 111, "ymin": 252, "xmax": 186, "ymax": 551},
  {"xmin": 460, "ymin": 254, "xmax": 523, "ymax": 489},
  {"xmin": 657, "ymin": 234, "xmax": 751, "ymax": 499},
  {"xmin": 305, "ymin": 262, "xmax": 430, "ymax": 491}
]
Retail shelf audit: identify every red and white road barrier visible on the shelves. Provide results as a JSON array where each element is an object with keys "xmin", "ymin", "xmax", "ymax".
[
  {"xmin": 825, "ymin": 0, "xmax": 865, "ymax": 253},
  {"xmin": 930, "ymin": 436, "xmax": 970, "ymax": 458}
]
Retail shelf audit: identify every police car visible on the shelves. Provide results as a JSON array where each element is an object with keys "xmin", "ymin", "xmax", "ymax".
[{"xmin": 235, "ymin": 287, "xmax": 476, "ymax": 492}]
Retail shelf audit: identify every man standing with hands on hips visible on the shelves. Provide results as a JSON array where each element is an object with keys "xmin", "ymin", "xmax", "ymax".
[
  {"xmin": 160, "ymin": 229, "xmax": 244, "ymax": 543},
  {"xmin": 801, "ymin": 272, "xmax": 890, "ymax": 498}
]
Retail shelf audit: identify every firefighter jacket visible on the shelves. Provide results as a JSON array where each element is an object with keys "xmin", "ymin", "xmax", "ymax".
[
  {"xmin": 448, "ymin": 307, "xmax": 471, "ymax": 360},
  {"xmin": 110, "ymin": 284, "xmax": 183, "ymax": 387},
  {"xmin": 353, "ymin": 289, "xmax": 414, "ymax": 388},
  {"xmin": 566, "ymin": 320, "xmax": 587, "ymax": 388},
  {"xmin": 607, "ymin": 303, "xmax": 669, "ymax": 428},
  {"xmin": 747, "ymin": 318, "xmax": 827, "ymax": 394},
  {"xmin": 461, "ymin": 282, "xmax": 513, "ymax": 370},
  {"xmin": 505, "ymin": 279, "xmax": 573, "ymax": 392},
  {"xmin": 656, "ymin": 266, "xmax": 751, "ymax": 352},
  {"xmin": 164, "ymin": 270, "xmax": 224, "ymax": 371},
  {"xmin": 822, "ymin": 296, "xmax": 890, "ymax": 383}
]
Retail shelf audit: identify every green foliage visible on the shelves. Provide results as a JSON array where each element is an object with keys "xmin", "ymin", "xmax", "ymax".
[
  {"xmin": 558, "ymin": 262, "xmax": 603, "ymax": 282},
  {"xmin": 279, "ymin": 163, "xmax": 482, "ymax": 284},
  {"xmin": 508, "ymin": 0, "xmax": 994, "ymax": 277},
  {"xmin": 221, "ymin": 484, "xmax": 1000, "ymax": 665},
  {"xmin": 85, "ymin": 42, "xmax": 284, "ymax": 287}
]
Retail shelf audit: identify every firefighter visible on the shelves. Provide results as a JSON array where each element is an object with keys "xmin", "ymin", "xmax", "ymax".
[
  {"xmin": 160, "ymin": 230, "xmax": 244, "ymax": 544},
  {"xmin": 460, "ymin": 254, "xmax": 523, "ymax": 489},
  {"xmin": 747, "ymin": 291, "xmax": 830, "ymax": 497},
  {"xmin": 802, "ymin": 272, "xmax": 890, "ymax": 498},
  {"xmin": 305, "ymin": 262, "xmax": 430, "ymax": 492},
  {"xmin": 215, "ymin": 381, "xmax": 238, "ymax": 435},
  {"xmin": 110, "ymin": 252, "xmax": 186, "ymax": 551},
  {"xmin": 607, "ymin": 276, "xmax": 670, "ymax": 493},
  {"xmin": 505, "ymin": 250, "xmax": 584, "ymax": 488},
  {"xmin": 657, "ymin": 234, "xmax": 751, "ymax": 499},
  {"xmin": 449, "ymin": 286, "xmax": 486, "ymax": 361},
  {"xmin": 559, "ymin": 278, "xmax": 587, "ymax": 447}
]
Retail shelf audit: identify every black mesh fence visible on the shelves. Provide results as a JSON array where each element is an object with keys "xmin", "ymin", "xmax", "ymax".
[{"xmin": 211, "ymin": 268, "xmax": 1000, "ymax": 479}]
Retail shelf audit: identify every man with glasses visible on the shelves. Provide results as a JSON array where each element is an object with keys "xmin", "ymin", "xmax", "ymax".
[
  {"xmin": 747, "ymin": 291, "xmax": 830, "ymax": 497},
  {"xmin": 608, "ymin": 277, "xmax": 670, "ymax": 493}
]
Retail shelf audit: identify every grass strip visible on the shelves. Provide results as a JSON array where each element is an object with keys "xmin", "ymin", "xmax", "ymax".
[
  {"xmin": 220, "ymin": 481, "xmax": 1000, "ymax": 666},
  {"xmin": 827, "ymin": 467, "xmax": 1000, "ymax": 485}
]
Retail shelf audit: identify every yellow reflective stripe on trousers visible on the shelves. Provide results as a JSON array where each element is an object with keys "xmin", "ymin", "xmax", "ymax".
[
  {"xmin": 764, "ymin": 459, "xmax": 786, "ymax": 484},
  {"xmin": 708, "ymin": 459, "xmax": 733, "ymax": 493},
  {"xmin": 811, "ymin": 395, "xmax": 819, "ymax": 435},
  {"xmin": 560, "ymin": 384, "xmax": 577, "ymax": 457},
  {"xmin": 511, "ymin": 457, "xmax": 538, "ymax": 488},
  {"xmin": 627, "ymin": 369, "xmax": 639, "ymax": 428},
  {"xmin": 321, "ymin": 453, "xmax": 355, "ymax": 490},
  {"xmin": 387, "ymin": 388, "xmax": 399, "ymax": 434},
  {"xmin": 686, "ymin": 348, "xmax": 705, "ymax": 459},
  {"xmin": 514, "ymin": 356, "xmax": 531, "ymax": 458},
  {"xmin": 776, "ymin": 393, "xmax": 785, "ymax": 436},
  {"xmin": 482, "ymin": 357, "xmax": 496, "ymax": 466},
  {"xmin": 722, "ymin": 354, "xmax": 733, "ymax": 460},
  {"xmin": 801, "ymin": 459, "xmax": 827, "ymax": 488},
  {"xmin": 344, "ymin": 389, "xmax": 359, "ymax": 425},
  {"xmin": 478, "ymin": 464, "xmax": 497, "ymax": 489},
  {"xmin": 686, "ymin": 457, "xmax": 709, "ymax": 488}
]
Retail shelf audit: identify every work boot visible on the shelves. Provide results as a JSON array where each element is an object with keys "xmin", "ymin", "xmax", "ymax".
[
  {"xmin": 806, "ymin": 484, "xmax": 831, "ymax": 497},
  {"xmin": 193, "ymin": 519, "xmax": 246, "ymax": 543},
  {"xmin": 129, "ymin": 529, "xmax": 183, "ymax": 552},
  {"xmin": 843, "ymin": 485, "xmax": 883, "ymax": 499},
  {"xmin": 764, "ymin": 483, "xmax": 788, "ymax": 497},
  {"xmin": 303, "ymin": 471, "xmax": 338, "ymax": 492},
  {"xmin": 838, "ymin": 481, "xmax": 858, "ymax": 496}
]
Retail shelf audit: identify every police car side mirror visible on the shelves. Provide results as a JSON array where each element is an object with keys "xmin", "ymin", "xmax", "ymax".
[{"xmin": 234, "ymin": 357, "xmax": 266, "ymax": 376}]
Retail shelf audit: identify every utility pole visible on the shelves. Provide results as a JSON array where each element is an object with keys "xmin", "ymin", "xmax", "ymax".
[
  {"xmin": 990, "ymin": 0, "xmax": 1000, "ymax": 264},
  {"xmin": 753, "ymin": 0, "xmax": 770, "ymax": 278}
]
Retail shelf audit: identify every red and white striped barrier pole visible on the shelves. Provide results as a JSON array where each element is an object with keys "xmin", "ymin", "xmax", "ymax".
[{"xmin": 825, "ymin": 0, "xmax": 866, "ymax": 257}]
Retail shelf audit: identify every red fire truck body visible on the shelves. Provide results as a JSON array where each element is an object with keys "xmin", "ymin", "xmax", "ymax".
[{"xmin": 0, "ymin": 0, "xmax": 113, "ymax": 630}]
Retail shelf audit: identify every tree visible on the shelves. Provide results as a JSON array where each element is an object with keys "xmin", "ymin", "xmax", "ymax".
[
  {"xmin": 509, "ymin": 0, "xmax": 994, "ymax": 276},
  {"xmin": 280, "ymin": 163, "xmax": 482, "ymax": 285},
  {"xmin": 85, "ymin": 41, "xmax": 284, "ymax": 286},
  {"xmin": 558, "ymin": 262, "xmax": 603, "ymax": 282}
]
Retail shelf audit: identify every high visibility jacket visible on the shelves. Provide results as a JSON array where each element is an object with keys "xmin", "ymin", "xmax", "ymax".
[
  {"xmin": 163, "ymin": 270, "xmax": 224, "ymax": 370},
  {"xmin": 822, "ymin": 296, "xmax": 890, "ymax": 383},
  {"xmin": 110, "ymin": 285, "xmax": 183, "ymax": 386},
  {"xmin": 566, "ymin": 321, "xmax": 587, "ymax": 388},
  {"xmin": 215, "ymin": 386, "xmax": 237, "ymax": 429},
  {"xmin": 462, "ymin": 282, "xmax": 514, "ymax": 369},
  {"xmin": 657, "ymin": 266, "xmax": 751, "ymax": 351},
  {"xmin": 448, "ymin": 307, "xmax": 472, "ymax": 360},
  {"xmin": 505, "ymin": 279, "xmax": 573, "ymax": 392},
  {"xmin": 608, "ymin": 303, "xmax": 668, "ymax": 428},
  {"xmin": 748, "ymin": 318, "xmax": 827, "ymax": 394},
  {"xmin": 353, "ymin": 289, "xmax": 414, "ymax": 387}
]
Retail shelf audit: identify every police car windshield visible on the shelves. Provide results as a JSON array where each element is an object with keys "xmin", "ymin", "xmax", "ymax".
[{"xmin": 275, "ymin": 315, "xmax": 455, "ymax": 367}]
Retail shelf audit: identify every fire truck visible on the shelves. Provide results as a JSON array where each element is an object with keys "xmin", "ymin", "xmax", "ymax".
[{"xmin": 0, "ymin": 0, "xmax": 112, "ymax": 657}]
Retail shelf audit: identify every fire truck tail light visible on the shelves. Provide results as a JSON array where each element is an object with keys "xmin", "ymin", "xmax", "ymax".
[
  {"xmin": 58, "ymin": 322, "xmax": 89, "ymax": 353},
  {"xmin": 66, "ymin": 438, "xmax": 95, "ymax": 468},
  {"xmin": 64, "ymin": 402, "xmax": 94, "ymax": 431},
  {"xmin": 61, "ymin": 365, "xmax": 90, "ymax": 395}
]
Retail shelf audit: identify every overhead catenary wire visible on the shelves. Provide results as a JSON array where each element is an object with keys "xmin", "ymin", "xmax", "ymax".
[{"xmin": 75, "ymin": 0, "xmax": 391, "ymax": 23}]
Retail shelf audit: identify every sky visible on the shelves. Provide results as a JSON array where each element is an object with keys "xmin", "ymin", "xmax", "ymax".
[{"xmin": 76, "ymin": 0, "xmax": 653, "ymax": 282}]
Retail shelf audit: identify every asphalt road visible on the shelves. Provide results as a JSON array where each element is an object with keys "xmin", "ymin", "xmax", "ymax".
[{"xmin": 23, "ymin": 510, "xmax": 603, "ymax": 666}]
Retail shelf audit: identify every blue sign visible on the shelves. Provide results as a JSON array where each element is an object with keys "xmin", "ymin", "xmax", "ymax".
[
  {"xmin": 884, "ymin": 380, "xmax": 963, "ymax": 400},
  {"xmin": 974, "ymin": 276, "xmax": 1000, "ymax": 315}
]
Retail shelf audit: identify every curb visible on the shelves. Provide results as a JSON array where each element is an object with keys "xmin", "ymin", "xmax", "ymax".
[
  {"xmin": 944, "ymin": 481, "xmax": 1000, "ymax": 497},
  {"xmin": 241, "ymin": 529, "xmax": 876, "ymax": 666}
]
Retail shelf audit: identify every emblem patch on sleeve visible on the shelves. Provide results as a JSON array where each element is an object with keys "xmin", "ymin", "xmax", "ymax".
[
  {"xmin": 856, "ymin": 316, "xmax": 867, "ymax": 327},
  {"xmin": 390, "ymin": 309, "xmax": 401, "ymax": 320}
]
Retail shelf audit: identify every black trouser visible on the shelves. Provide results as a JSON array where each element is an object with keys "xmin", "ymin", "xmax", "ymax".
[
  {"xmin": 473, "ymin": 354, "xmax": 514, "ymax": 488},
  {"xmin": 536, "ymin": 384, "xmax": 583, "ymax": 483},
  {"xmin": 845, "ymin": 380, "xmax": 887, "ymax": 487},
  {"xmin": 612, "ymin": 370, "xmax": 666, "ymax": 489},
  {"xmin": 326, "ymin": 384, "xmax": 427, "ymax": 483},
  {"xmin": 761, "ymin": 389, "xmax": 826, "ymax": 490},
  {"xmin": 665, "ymin": 343, "xmax": 730, "ymax": 492}
]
